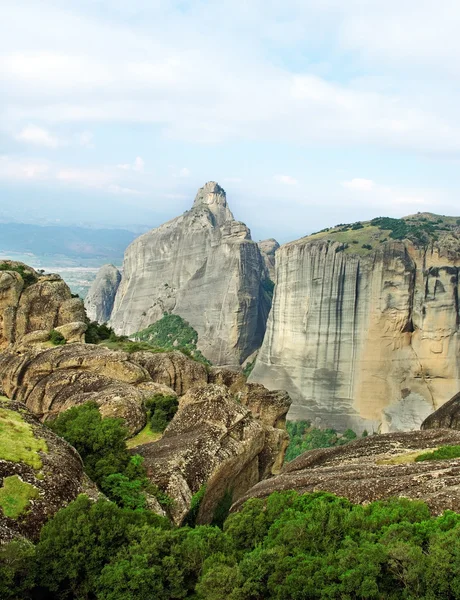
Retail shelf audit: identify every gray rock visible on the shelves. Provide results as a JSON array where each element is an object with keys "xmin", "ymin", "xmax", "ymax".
[
  {"xmin": 84, "ymin": 264, "xmax": 121, "ymax": 323},
  {"xmin": 257, "ymin": 238, "xmax": 279, "ymax": 281},
  {"xmin": 251, "ymin": 236, "xmax": 460, "ymax": 433},
  {"xmin": 108, "ymin": 182, "xmax": 270, "ymax": 366}
]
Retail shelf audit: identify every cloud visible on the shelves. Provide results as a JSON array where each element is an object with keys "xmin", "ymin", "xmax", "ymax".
[
  {"xmin": 342, "ymin": 178, "xmax": 375, "ymax": 191},
  {"xmin": 76, "ymin": 131, "xmax": 93, "ymax": 147},
  {"xmin": 178, "ymin": 167, "xmax": 190, "ymax": 178},
  {"xmin": 108, "ymin": 184, "xmax": 144, "ymax": 195},
  {"xmin": 0, "ymin": 155, "xmax": 50, "ymax": 179},
  {"xmin": 274, "ymin": 175, "xmax": 298, "ymax": 186},
  {"xmin": 15, "ymin": 125, "xmax": 61, "ymax": 148},
  {"xmin": 117, "ymin": 156, "xmax": 145, "ymax": 172}
]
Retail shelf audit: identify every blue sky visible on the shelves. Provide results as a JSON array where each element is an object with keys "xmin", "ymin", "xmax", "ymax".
[{"xmin": 1, "ymin": 0, "xmax": 460, "ymax": 243}]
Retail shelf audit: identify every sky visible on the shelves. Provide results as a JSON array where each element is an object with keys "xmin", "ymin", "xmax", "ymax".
[{"xmin": 2, "ymin": 0, "xmax": 460, "ymax": 243}]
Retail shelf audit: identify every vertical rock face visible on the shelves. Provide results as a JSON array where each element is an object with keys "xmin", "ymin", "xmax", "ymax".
[
  {"xmin": 251, "ymin": 229, "xmax": 460, "ymax": 433},
  {"xmin": 108, "ymin": 182, "xmax": 270, "ymax": 366},
  {"xmin": 258, "ymin": 238, "xmax": 279, "ymax": 281},
  {"xmin": 84, "ymin": 264, "xmax": 121, "ymax": 323},
  {"xmin": 0, "ymin": 262, "xmax": 86, "ymax": 348}
]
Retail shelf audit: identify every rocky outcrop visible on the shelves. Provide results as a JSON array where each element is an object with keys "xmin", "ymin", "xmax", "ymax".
[
  {"xmin": 106, "ymin": 182, "xmax": 270, "ymax": 366},
  {"xmin": 0, "ymin": 344, "xmax": 150, "ymax": 434},
  {"xmin": 0, "ymin": 261, "xmax": 86, "ymax": 348},
  {"xmin": 421, "ymin": 392, "xmax": 460, "ymax": 430},
  {"xmin": 251, "ymin": 223, "xmax": 460, "ymax": 433},
  {"xmin": 135, "ymin": 384, "xmax": 290, "ymax": 525},
  {"xmin": 84, "ymin": 264, "xmax": 121, "ymax": 323},
  {"xmin": 233, "ymin": 429, "xmax": 460, "ymax": 516},
  {"xmin": 0, "ymin": 399, "xmax": 97, "ymax": 542},
  {"xmin": 257, "ymin": 238, "xmax": 279, "ymax": 281}
]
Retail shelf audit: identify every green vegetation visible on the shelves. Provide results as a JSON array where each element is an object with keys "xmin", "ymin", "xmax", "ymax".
[
  {"xmin": 0, "ymin": 476, "xmax": 38, "ymax": 519},
  {"xmin": 7, "ymin": 491, "xmax": 460, "ymax": 598},
  {"xmin": 49, "ymin": 329, "xmax": 66, "ymax": 346},
  {"xmin": 126, "ymin": 421, "xmax": 162, "ymax": 448},
  {"xmin": 145, "ymin": 394, "xmax": 179, "ymax": 432},
  {"xmin": 242, "ymin": 357, "xmax": 257, "ymax": 378},
  {"xmin": 85, "ymin": 321, "xmax": 120, "ymax": 344},
  {"xmin": 261, "ymin": 277, "xmax": 275, "ymax": 304},
  {"xmin": 183, "ymin": 484, "xmax": 207, "ymax": 527},
  {"xmin": 0, "ymin": 407, "xmax": 47, "ymax": 469},
  {"xmin": 415, "ymin": 445, "xmax": 460, "ymax": 462},
  {"xmin": 133, "ymin": 313, "xmax": 211, "ymax": 365},
  {"xmin": 48, "ymin": 402, "xmax": 153, "ymax": 510},
  {"xmin": 306, "ymin": 212, "xmax": 460, "ymax": 255},
  {"xmin": 285, "ymin": 420, "xmax": 357, "ymax": 462},
  {"xmin": 0, "ymin": 262, "xmax": 38, "ymax": 288}
]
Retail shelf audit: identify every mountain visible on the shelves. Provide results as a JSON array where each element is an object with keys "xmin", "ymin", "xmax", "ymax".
[
  {"xmin": 89, "ymin": 182, "xmax": 274, "ymax": 367},
  {"xmin": 250, "ymin": 213, "xmax": 460, "ymax": 433}
]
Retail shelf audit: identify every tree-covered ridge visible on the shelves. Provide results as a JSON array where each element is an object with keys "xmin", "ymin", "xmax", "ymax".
[
  {"xmin": 306, "ymin": 212, "xmax": 460, "ymax": 255},
  {"xmin": 285, "ymin": 420, "xmax": 359, "ymax": 462},
  {"xmin": 133, "ymin": 313, "xmax": 211, "ymax": 365},
  {"xmin": 5, "ymin": 490, "xmax": 460, "ymax": 598}
]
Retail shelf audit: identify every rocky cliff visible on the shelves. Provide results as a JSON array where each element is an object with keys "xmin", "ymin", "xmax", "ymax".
[
  {"xmin": 0, "ymin": 261, "xmax": 86, "ymax": 348},
  {"xmin": 251, "ymin": 214, "xmax": 460, "ymax": 433},
  {"xmin": 258, "ymin": 238, "xmax": 279, "ymax": 281},
  {"xmin": 104, "ymin": 182, "xmax": 270, "ymax": 366},
  {"xmin": 84, "ymin": 264, "xmax": 121, "ymax": 323}
]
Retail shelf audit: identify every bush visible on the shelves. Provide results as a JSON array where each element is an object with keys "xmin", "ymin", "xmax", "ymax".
[
  {"xmin": 85, "ymin": 321, "xmax": 119, "ymax": 344},
  {"xmin": 415, "ymin": 445, "xmax": 460, "ymax": 462},
  {"xmin": 145, "ymin": 394, "xmax": 179, "ymax": 432},
  {"xmin": 0, "ymin": 263, "xmax": 38, "ymax": 288},
  {"xmin": 285, "ymin": 421, "xmax": 357, "ymax": 462},
  {"xmin": 362, "ymin": 244, "xmax": 373, "ymax": 250},
  {"xmin": 49, "ymin": 329, "xmax": 66, "ymax": 345}
]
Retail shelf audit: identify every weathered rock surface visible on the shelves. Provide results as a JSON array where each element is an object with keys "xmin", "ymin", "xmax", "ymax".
[
  {"xmin": 84, "ymin": 264, "xmax": 121, "ymax": 323},
  {"xmin": 107, "ymin": 182, "xmax": 270, "ymax": 366},
  {"xmin": 0, "ymin": 262, "xmax": 86, "ymax": 348},
  {"xmin": 131, "ymin": 350, "xmax": 208, "ymax": 395},
  {"xmin": 422, "ymin": 392, "xmax": 460, "ymax": 430},
  {"xmin": 257, "ymin": 238, "xmax": 279, "ymax": 281},
  {"xmin": 251, "ymin": 229, "xmax": 460, "ymax": 433},
  {"xmin": 0, "ymin": 344, "xmax": 150, "ymax": 434},
  {"xmin": 233, "ymin": 429, "xmax": 460, "ymax": 515},
  {"xmin": 0, "ymin": 399, "xmax": 96, "ymax": 542},
  {"xmin": 135, "ymin": 384, "xmax": 290, "ymax": 525}
]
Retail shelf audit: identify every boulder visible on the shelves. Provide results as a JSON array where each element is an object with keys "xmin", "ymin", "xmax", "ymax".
[
  {"xmin": 421, "ymin": 392, "xmax": 460, "ymax": 430},
  {"xmin": 134, "ymin": 384, "xmax": 289, "ymax": 525},
  {"xmin": 84, "ymin": 264, "xmax": 121, "ymax": 323},
  {"xmin": 233, "ymin": 429, "xmax": 460, "ymax": 515},
  {"xmin": 0, "ymin": 398, "xmax": 97, "ymax": 542}
]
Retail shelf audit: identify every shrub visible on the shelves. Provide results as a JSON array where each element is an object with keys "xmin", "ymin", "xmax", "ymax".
[
  {"xmin": 0, "ymin": 263, "xmax": 38, "ymax": 288},
  {"xmin": 415, "ymin": 445, "xmax": 460, "ymax": 462},
  {"xmin": 49, "ymin": 329, "xmax": 66, "ymax": 345},
  {"xmin": 145, "ymin": 394, "xmax": 179, "ymax": 432},
  {"xmin": 362, "ymin": 244, "xmax": 373, "ymax": 250}
]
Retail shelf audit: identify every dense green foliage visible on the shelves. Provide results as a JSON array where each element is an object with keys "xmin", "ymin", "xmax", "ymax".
[
  {"xmin": 242, "ymin": 357, "xmax": 256, "ymax": 378},
  {"xmin": 134, "ymin": 313, "xmax": 211, "ymax": 365},
  {"xmin": 285, "ymin": 420, "xmax": 357, "ymax": 462},
  {"xmin": 145, "ymin": 394, "xmax": 179, "ymax": 432},
  {"xmin": 0, "ymin": 262, "xmax": 38, "ymax": 287},
  {"xmin": 85, "ymin": 321, "xmax": 121, "ymax": 344},
  {"xmin": 7, "ymin": 491, "xmax": 460, "ymax": 598},
  {"xmin": 49, "ymin": 329, "xmax": 66, "ymax": 345},
  {"xmin": 48, "ymin": 402, "xmax": 151, "ymax": 509},
  {"xmin": 415, "ymin": 445, "xmax": 460, "ymax": 462}
]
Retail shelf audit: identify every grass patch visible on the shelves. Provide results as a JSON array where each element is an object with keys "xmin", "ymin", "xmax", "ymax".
[
  {"xmin": 377, "ymin": 450, "xmax": 432, "ymax": 465},
  {"xmin": 0, "ymin": 406, "xmax": 47, "ymax": 469},
  {"xmin": 415, "ymin": 445, "xmax": 460, "ymax": 462},
  {"xmin": 126, "ymin": 422, "xmax": 162, "ymax": 449},
  {"xmin": 0, "ymin": 475, "xmax": 39, "ymax": 519}
]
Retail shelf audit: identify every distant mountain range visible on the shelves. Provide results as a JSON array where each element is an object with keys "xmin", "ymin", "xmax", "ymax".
[{"xmin": 0, "ymin": 223, "xmax": 136, "ymax": 261}]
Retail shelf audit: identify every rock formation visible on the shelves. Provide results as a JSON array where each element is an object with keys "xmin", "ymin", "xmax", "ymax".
[
  {"xmin": 0, "ymin": 261, "xmax": 86, "ymax": 348},
  {"xmin": 104, "ymin": 182, "xmax": 270, "ymax": 366},
  {"xmin": 135, "ymin": 384, "xmax": 290, "ymax": 525},
  {"xmin": 233, "ymin": 429, "xmax": 460, "ymax": 516},
  {"xmin": 421, "ymin": 391, "xmax": 460, "ymax": 430},
  {"xmin": 84, "ymin": 264, "xmax": 121, "ymax": 323},
  {"xmin": 257, "ymin": 238, "xmax": 279, "ymax": 281},
  {"xmin": 0, "ymin": 398, "xmax": 97, "ymax": 542},
  {"xmin": 251, "ymin": 215, "xmax": 460, "ymax": 433}
]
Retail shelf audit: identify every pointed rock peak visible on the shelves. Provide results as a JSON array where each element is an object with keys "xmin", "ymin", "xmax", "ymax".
[{"xmin": 192, "ymin": 181, "xmax": 234, "ymax": 223}]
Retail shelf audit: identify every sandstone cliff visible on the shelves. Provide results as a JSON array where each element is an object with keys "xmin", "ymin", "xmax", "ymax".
[
  {"xmin": 233, "ymin": 428, "xmax": 460, "ymax": 516},
  {"xmin": 84, "ymin": 264, "xmax": 121, "ymax": 323},
  {"xmin": 0, "ymin": 261, "xmax": 86, "ymax": 348},
  {"xmin": 257, "ymin": 238, "xmax": 279, "ymax": 281},
  {"xmin": 251, "ymin": 214, "xmax": 460, "ymax": 433},
  {"xmin": 0, "ymin": 398, "xmax": 97, "ymax": 542},
  {"xmin": 106, "ymin": 182, "xmax": 270, "ymax": 366}
]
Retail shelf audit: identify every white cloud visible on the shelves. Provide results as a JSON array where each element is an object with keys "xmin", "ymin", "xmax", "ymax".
[
  {"xmin": 108, "ymin": 184, "xmax": 144, "ymax": 195},
  {"xmin": 0, "ymin": 155, "xmax": 50, "ymax": 180},
  {"xmin": 178, "ymin": 167, "xmax": 190, "ymax": 178},
  {"xmin": 76, "ymin": 131, "xmax": 93, "ymax": 147},
  {"xmin": 342, "ymin": 178, "xmax": 375, "ymax": 191},
  {"xmin": 274, "ymin": 175, "xmax": 298, "ymax": 186},
  {"xmin": 117, "ymin": 156, "xmax": 145, "ymax": 172},
  {"xmin": 15, "ymin": 125, "xmax": 61, "ymax": 148}
]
